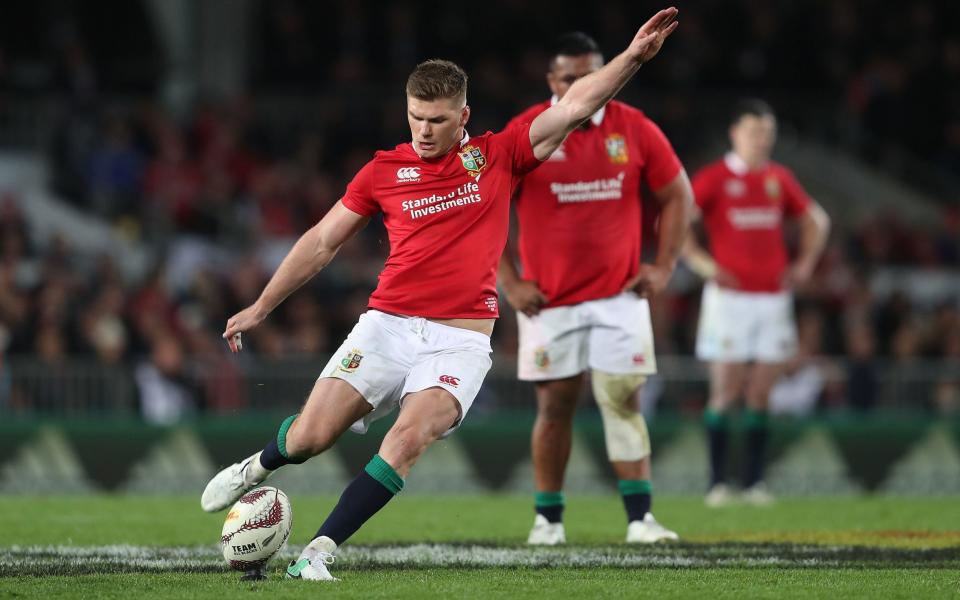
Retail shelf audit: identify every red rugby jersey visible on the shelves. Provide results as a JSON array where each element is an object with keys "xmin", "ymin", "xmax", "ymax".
[
  {"xmin": 507, "ymin": 100, "xmax": 682, "ymax": 308},
  {"xmin": 341, "ymin": 123, "xmax": 542, "ymax": 318},
  {"xmin": 692, "ymin": 153, "xmax": 811, "ymax": 293}
]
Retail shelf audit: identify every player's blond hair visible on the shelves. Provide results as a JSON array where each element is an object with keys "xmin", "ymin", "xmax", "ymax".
[{"xmin": 405, "ymin": 59, "xmax": 467, "ymax": 103}]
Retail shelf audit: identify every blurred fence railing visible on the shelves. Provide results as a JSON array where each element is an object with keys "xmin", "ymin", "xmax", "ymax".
[{"xmin": 2, "ymin": 355, "xmax": 958, "ymax": 418}]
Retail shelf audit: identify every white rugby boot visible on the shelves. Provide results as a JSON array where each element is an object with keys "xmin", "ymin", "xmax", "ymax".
[
  {"xmin": 705, "ymin": 483, "xmax": 735, "ymax": 508},
  {"xmin": 626, "ymin": 513, "xmax": 679, "ymax": 543},
  {"xmin": 527, "ymin": 514, "xmax": 566, "ymax": 545},
  {"xmin": 286, "ymin": 536, "xmax": 339, "ymax": 581},
  {"xmin": 742, "ymin": 481, "xmax": 775, "ymax": 506},
  {"xmin": 200, "ymin": 452, "xmax": 270, "ymax": 512}
]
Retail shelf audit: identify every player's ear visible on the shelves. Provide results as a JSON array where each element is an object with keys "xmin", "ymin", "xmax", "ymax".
[{"xmin": 460, "ymin": 105, "xmax": 470, "ymax": 127}]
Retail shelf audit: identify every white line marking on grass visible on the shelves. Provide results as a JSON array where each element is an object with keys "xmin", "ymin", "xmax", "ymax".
[{"xmin": 2, "ymin": 543, "xmax": 956, "ymax": 575}]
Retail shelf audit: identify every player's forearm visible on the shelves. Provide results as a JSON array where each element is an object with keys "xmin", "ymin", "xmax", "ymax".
[
  {"xmin": 253, "ymin": 225, "xmax": 336, "ymax": 316},
  {"xmin": 681, "ymin": 236, "xmax": 717, "ymax": 279},
  {"xmin": 558, "ymin": 50, "xmax": 643, "ymax": 127},
  {"xmin": 498, "ymin": 246, "xmax": 523, "ymax": 290},
  {"xmin": 795, "ymin": 203, "xmax": 830, "ymax": 269},
  {"xmin": 654, "ymin": 192, "xmax": 690, "ymax": 272}
]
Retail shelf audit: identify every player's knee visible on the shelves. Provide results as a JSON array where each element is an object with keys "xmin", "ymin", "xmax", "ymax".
[
  {"xmin": 536, "ymin": 385, "xmax": 579, "ymax": 422},
  {"xmin": 592, "ymin": 371, "xmax": 651, "ymax": 461},
  {"xmin": 284, "ymin": 419, "xmax": 336, "ymax": 457}
]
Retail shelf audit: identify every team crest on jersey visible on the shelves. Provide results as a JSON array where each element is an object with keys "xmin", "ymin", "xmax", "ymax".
[
  {"xmin": 339, "ymin": 349, "xmax": 363, "ymax": 373},
  {"xmin": 458, "ymin": 144, "xmax": 487, "ymax": 179},
  {"xmin": 764, "ymin": 175, "xmax": 781, "ymax": 202},
  {"xmin": 534, "ymin": 347, "xmax": 550, "ymax": 369},
  {"xmin": 605, "ymin": 133, "xmax": 628, "ymax": 164}
]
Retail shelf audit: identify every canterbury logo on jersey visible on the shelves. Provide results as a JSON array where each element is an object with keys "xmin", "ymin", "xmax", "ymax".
[
  {"xmin": 438, "ymin": 375, "xmax": 460, "ymax": 387},
  {"xmin": 396, "ymin": 167, "xmax": 421, "ymax": 182}
]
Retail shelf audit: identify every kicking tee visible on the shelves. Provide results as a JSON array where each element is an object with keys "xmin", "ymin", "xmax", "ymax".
[
  {"xmin": 341, "ymin": 124, "xmax": 542, "ymax": 318},
  {"xmin": 692, "ymin": 153, "xmax": 811, "ymax": 293},
  {"xmin": 508, "ymin": 100, "xmax": 682, "ymax": 308}
]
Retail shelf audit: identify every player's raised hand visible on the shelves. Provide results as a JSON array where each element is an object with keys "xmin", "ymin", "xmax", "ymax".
[
  {"xmin": 625, "ymin": 263, "xmax": 673, "ymax": 298},
  {"xmin": 628, "ymin": 7, "xmax": 679, "ymax": 65},
  {"xmin": 222, "ymin": 304, "xmax": 268, "ymax": 353},
  {"xmin": 504, "ymin": 279, "xmax": 548, "ymax": 317}
]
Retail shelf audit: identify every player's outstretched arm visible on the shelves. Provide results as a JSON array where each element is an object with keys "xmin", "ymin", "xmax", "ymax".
[
  {"xmin": 528, "ymin": 7, "xmax": 678, "ymax": 160},
  {"xmin": 222, "ymin": 201, "xmax": 370, "ymax": 352}
]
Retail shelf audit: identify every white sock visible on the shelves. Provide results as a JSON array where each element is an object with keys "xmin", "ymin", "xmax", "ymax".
[
  {"xmin": 245, "ymin": 451, "xmax": 271, "ymax": 483},
  {"xmin": 308, "ymin": 536, "xmax": 338, "ymax": 556}
]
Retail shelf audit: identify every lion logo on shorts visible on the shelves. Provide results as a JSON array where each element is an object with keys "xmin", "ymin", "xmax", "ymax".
[
  {"xmin": 339, "ymin": 349, "xmax": 363, "ymax": 373},
  {"xmin": 534, "ymin": 348, "xmax": 550, "ymax": 370}
]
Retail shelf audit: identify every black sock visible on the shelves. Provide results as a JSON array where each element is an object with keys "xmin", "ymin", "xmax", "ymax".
[
  {"xmin": 258, "ymin": 414, "xmax": 306, "ymax": 471},
  {"xmin": 704, "ymin": 409, "xmax": 729, "ymax": 487},
  {"xmin": 618, "ymin": 480, "xmax": 652, "ymax": 522},
  {"xmin": 534, "ymin": 491, "xmax": 564, "ymax": 523},
  {"xmin": 744, "ymin": 410, "xmax": 769, "ymax": 488},
  {"xmin": 315, "ymin": 455, "xmax": 402, "ymax": 545}
]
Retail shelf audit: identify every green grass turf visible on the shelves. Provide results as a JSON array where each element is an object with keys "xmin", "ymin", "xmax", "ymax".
[
  {"xmin": 2, "ymin": 569, "xmax": 960, "ymax": 600},
  {"xmin": 1, "ymin": 495, "xmax": 958, "ymax": 548},
  {"xmin": 1, "ymin": 495, "xmax": 958, "ymax": 598}
]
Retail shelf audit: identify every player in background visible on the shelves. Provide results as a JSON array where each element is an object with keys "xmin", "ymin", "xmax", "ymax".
[
  {"xmin": 200, "ymin": 8, "xmax": 680, "ymax": 581},
  {"xmin": 500, "ymin": 32, "xmax": 692, "ymax": 544},
  {"xmin": 684, "ymin": 99, "xmax": 830, "ymax": 507}
]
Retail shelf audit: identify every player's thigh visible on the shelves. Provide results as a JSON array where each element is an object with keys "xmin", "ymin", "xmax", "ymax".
[
  {"xmin": 745, "ymin": 362, "xmax": 786, "ymax": 409},
  {"xmin": 534, "ymin": 373, "xmax": 585, "ymax": 421},
  {"xmin": 754, "ymin": 292, "xmax": 798, "ymax": 364},
  {"xmin": 708, "ymin": 361, "xmax": 750, "ymax": 411},
  {"xmin": 318, "ymin": 310, "xmax": 414, "ymax": 434},
  {"xmin": 695, "ymin": 282, "xmax": 754, "ymax": 363},
  {"xmin": 401, "ymin": 326, "xmax": 493, "ymax": 437},
  {"xmin": 587, "ymin": 292, "xmax": 657, "ymax": 375},
  {"xmin": 517, "ymin": 305, "xmax": 589, "ymax": 381}
]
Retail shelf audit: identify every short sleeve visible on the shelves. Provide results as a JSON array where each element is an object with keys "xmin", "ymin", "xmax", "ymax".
[
  {"xmin": 779, "ymin": 167, "xmax": 811, "ymax": 217},
  {"xmin": 637, "ymin": 118, "xmax": 682, "ymax": 191},
  {"xmin": 340, "ymin": 160, "xmax": 380, "ymax": 217},
  {"xmin": 494, "ymin": 121, "xmax": 543, "ymax": 176},
  {"xmin": 691, "ymin": 168, "xmax": 716, "ymax": 213}
]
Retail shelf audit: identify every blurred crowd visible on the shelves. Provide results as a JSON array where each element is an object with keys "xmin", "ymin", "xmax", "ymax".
[{"xmin": 0, "ymin": 0, "xmax": 958, "ymax": 420}]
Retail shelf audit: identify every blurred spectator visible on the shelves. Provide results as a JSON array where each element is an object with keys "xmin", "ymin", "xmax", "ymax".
[{"xmin": 135, "ymin": 335, "xmax": 195, "ymax": 425}]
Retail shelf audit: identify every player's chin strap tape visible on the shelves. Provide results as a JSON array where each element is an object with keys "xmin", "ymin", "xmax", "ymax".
[
  {"xmin": 591, "ymin": 371, "xmax": 651, "ymax": 461},
  {"xmin": 277, "ymin": 414, "xmax": 307, "ymax": 463}
]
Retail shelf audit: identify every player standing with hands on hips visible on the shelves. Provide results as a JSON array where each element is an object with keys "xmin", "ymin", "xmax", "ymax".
[
  {"xmin": 201, "ymin": 9, "xmax": 681, "ymax": 581},
  {"xmin": 500, "ymin": 32, "xmax": 692, "ymax": 545},
  {"xmin": 684, "ymin": 100, "xmax": 830, "ymax": 507}
]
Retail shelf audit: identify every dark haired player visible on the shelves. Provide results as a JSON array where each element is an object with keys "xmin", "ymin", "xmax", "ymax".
[
  {"xmin": 500, "ymin": 31, "xmax": 692, "ymax": 544},
  {"xmin": 684, "ymin": 99, "xmax": 829, "ymax": 507}
]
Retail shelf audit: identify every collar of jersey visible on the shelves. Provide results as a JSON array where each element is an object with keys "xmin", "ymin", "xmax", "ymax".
[
  {"xmin": 550, "ymin": 95, "xmax": 605, "ymax": 126},
  {"xmin": 410, "ymin": 130, "xmax": 471, "ymax": 162},
  {"xmin": 724, "ymin": 152, "xmax": 768, "ymax": 176}
]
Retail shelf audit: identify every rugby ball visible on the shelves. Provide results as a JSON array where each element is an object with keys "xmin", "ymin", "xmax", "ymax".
[{"xmin": 220, "ymin": 486, "xmax": 292, "ymax": 570}]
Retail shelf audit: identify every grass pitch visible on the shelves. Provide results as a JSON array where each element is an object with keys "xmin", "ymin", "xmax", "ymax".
[{"xmin": 1, "ymin": 495, "xmax": 959, "ymax": 598}]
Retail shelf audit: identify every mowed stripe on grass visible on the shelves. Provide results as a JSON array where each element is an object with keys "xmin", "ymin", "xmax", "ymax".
[{"xmin": 3, "ymin": 542, "xmax": 960, "ymax": 577}]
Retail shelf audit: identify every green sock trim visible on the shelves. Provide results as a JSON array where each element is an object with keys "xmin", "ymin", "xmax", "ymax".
[
  {"xmin": 534, "ymin": 491, "xmax": 565, "ymax": 507},
  {"xmin": 364, "ymin": 454, "xmax": 404, "ymax": 494},
  {"xmin": 704, "ymin": 408, "xmax": 729, "ymax": 429},
  {"xmin": 618, "ymin": 479, "xmax": 652, "ymax": 496},
  {"xmin": 277, "ymin": 414, "xmax": 298, "ymax": 459},
  {"xmin": 744, "ymin": 409, "xmax": 769, "ymax": 430}
]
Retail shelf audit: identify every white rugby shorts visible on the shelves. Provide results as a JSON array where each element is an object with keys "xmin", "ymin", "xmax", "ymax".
[
  {"xmin": 517, "ymin": 291, "xmax": 657, "ymax": 381},
  {"xmin": 320, "ymin": 310, "xmax": 492, "ymax": 436},
  {"xmin": 695, "ymin": 281, "xmax": 798, "ymax": 363}
]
